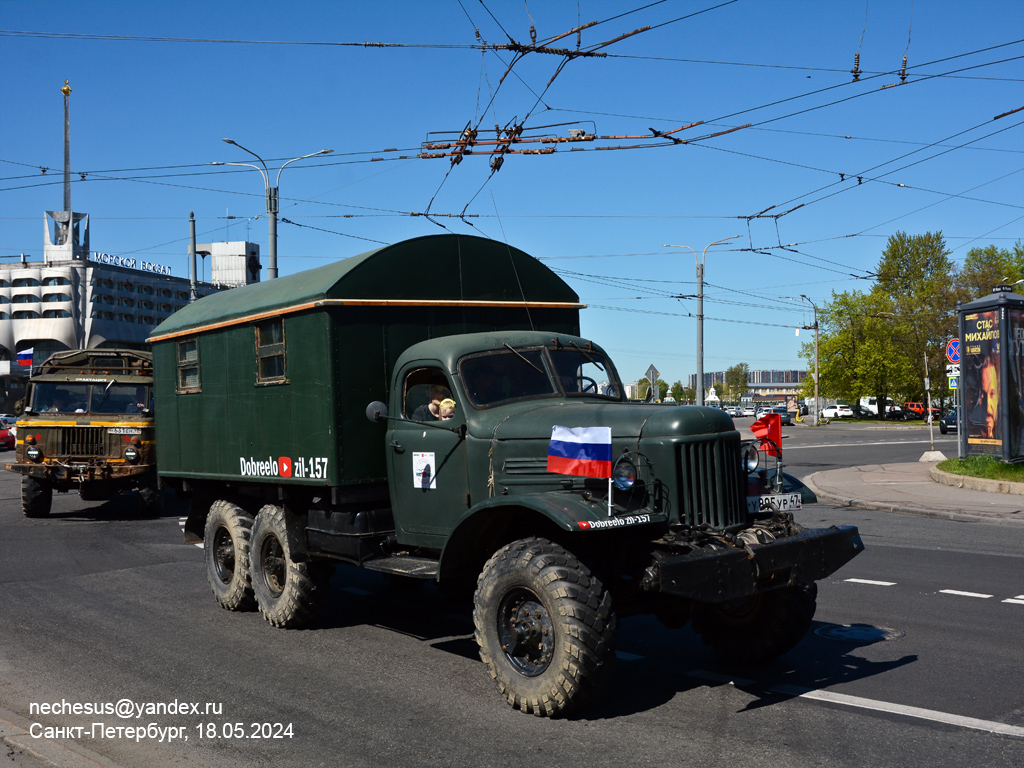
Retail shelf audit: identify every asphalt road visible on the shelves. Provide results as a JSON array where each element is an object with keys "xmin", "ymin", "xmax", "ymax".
[
  {"xmin": 0, "ymin": 426, "xmax": 1021, "ymax": 768},
  {"xmin": 758, "ymin": 418, "xmax": 960, "ymax": 479}
]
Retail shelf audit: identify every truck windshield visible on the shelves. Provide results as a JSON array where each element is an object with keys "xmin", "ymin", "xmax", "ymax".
[
  {"xmin": 548, "ymin": 348, "xmax": 619, "ymax": 398},
  {"xmin": 460, "ymin": 346, "xmax": 622, "ymax": 407},
  {"xmin": 31, "ymin": 382, "xmax": 151, "ymax": 415}
]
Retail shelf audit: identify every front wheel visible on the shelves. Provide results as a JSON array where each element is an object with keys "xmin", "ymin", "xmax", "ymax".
[
  {"xmin": 692, "ymin": 582, "xmax": 817, "ymax": 662},
  {"xmin": 473, "ymin": 537, "xmax": 616, "ymax": 717},
  {"xmin": 22, "ymin": 476, "xmax": 52, "ymax": 518},
  {"xmin": 250, "ymin": 505, "xmax": 332, "ymax": 629}
]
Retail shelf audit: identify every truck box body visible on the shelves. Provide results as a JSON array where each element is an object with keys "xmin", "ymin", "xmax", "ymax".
[{"xmin": 149, "ymin": 234, "xmax": 582, "ymax": 487}]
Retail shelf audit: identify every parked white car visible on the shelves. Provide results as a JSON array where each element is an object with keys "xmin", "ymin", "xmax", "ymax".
[
  {"xmin": 741, "ymin": 406, "xmax": 755, "ymax": 417},
  {"xmin": 821, "ymin": 404, "xmax": 854, "ymax": 418}
]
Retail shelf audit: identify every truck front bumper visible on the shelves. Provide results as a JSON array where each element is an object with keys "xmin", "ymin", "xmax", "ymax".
[
  {"xmin": 646, "ymin": 525, "xmax": 864, "ymax": 603},
  {"xmin": 6, "ymin": 462, "xmax": 149, "ymax": 488}
]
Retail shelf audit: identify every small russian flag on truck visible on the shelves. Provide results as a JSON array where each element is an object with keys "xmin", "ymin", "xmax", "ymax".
[{"xmin": 546, "ymin": 425, "xmax": 613, "ymax": 478}]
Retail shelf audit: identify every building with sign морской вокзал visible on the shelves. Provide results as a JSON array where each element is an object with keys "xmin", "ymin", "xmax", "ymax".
[{"xmin": 0, "ymin": 207, "xmax": 261, "ymax": 413}]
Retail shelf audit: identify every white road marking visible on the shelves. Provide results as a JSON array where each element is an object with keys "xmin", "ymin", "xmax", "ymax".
[
  {"xmin": 784, "ymin": 438, "xmax": 956, "ymax": 450},
  {"xmin": 1002, "ymin": 598, "xmax": 1024, "ymax": 605},
  {"xmin": 939, "ymin": 590, "xmax": 993, "ymax": 599},
  {"xmin": 615, "ymin": 650, "xmax": 644, "ymax": 661},
  {"xmin": 845, "ymin": 578, "xmax": 897, "ymax": 586},
  {"xmin": 340, "ymin": 587, "xmax": 372, "ymax": 596},
  {"xmin": 178, "ymin": 517, "xmax": 204, "ymax": 549},
  {"xmin": 689, "ymin": 670, "xmax": 1024, "ymax": 738}
]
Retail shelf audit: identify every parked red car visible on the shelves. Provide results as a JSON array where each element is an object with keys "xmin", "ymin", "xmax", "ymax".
[
  {"xmin": 903, "ymin": 402, "xmax": 941, "ymax": 420},
  {"xmin": 0, "ymin": 427, "xmax": 14, "ymax": 451}
]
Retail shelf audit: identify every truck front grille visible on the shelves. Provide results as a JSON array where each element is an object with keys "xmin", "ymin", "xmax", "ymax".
[
  {"xmin": 678, "ymin": 435, "xmax": 746, "ymax": 530},
  {"xmin": 58, "ymin": 427, "xmax": 106, "ymax": 458}
]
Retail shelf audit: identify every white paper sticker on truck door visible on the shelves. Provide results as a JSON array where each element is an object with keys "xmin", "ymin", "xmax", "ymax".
[{"xmin": 413, "ymin": 452, "xmax": 436, "ymax": 490}]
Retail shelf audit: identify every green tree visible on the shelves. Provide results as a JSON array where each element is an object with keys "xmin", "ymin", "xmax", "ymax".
[
  {"xmin": 670, "ymin": 380, "xmax": 684, "ymax": 402},
  {"xmin": 802, "ymin": 231, "xmax": 957, "ymax": 415},
  {"xmin": 636, "ymin": 377, "xmax": 669, "ymax": 401},
  {"xmin": 724, "ymin": 363, "xmax": 750, "ymax": 399},
  {"xmin": 956, "ymin": 241, "xmax": 1024, "ymax": 302},
  {"xmin": 874, "ymin": 231, "xmax": 957, "ymax": 409}
]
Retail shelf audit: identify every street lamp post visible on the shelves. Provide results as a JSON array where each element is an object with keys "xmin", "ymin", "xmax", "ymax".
[
  {"xmin": 801, "ymin": 295, "xmax": 820, "ymax": 426},
  {"xmin": 663, "ymin": 235, "xmax": 740, "ymax": 406},
  {"xmin": 210, "ymin": 139, "xmax": 333, "ymax": 280},
  {"xmin": 782, "ymin": 294, "xmax": 820, "ymax": 425}
]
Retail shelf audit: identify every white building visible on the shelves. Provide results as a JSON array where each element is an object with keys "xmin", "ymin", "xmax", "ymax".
[{"xmin": 0, "ymin": 210, "xmax": 259, "ymax": 410}]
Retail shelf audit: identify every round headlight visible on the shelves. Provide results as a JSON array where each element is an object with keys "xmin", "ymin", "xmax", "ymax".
[
  {"xmin": 124, "ymin": 446, "xmax": 139, "ymax": 463},
  {"xmin": 742, "ymin": 443, "xmax": 760, "ymax": 473},
  {"xmin": 26, "ymin": 445, "xmax": 42, "ymax": 462},
  {"xmin": 613, "ymin": 458, "xmax": 637, "ymax": 490}
]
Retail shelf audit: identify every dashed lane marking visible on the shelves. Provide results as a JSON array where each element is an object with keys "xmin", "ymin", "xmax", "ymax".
[
  {"xmin": 939, "ymin": 590, "xmax": 993, "ymax": 599},
  {"xmin": 845, "ymin": 580, "xmax": 1021, "ymax": 604},
  {"xmin": 784, "ymin": 438, "xmax": 956, "ymax": 450},
  {"xmin": 689, "ymin": 669, "xmax": 1024, "ymax": 738},
  {"xmin": 178, "ymin": 517, "xmax": 203, "ymax": 549},
  {"xmin": 615, "ymin": 650, "xmax": 644, "ymax": 661}
]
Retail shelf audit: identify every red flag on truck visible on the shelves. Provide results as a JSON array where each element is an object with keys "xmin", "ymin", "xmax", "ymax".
[{"xmin": 750, "ymin": 413, "xmax": 781, "ymax": 457}]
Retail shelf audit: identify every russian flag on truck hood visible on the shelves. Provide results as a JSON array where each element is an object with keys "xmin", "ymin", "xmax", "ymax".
[
  {"xmin": 547, "ymin": 425, "xmax": 613, "ymax": 478},
  {"xmin": 17, "ymin": 348, "xmax": 33, "ymax": 367}
]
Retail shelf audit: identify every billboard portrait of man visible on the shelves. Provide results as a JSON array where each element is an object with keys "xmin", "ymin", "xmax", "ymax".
[{"xmin": 963, "ymin": 310, "xmax": 1001, "ymax": 454}]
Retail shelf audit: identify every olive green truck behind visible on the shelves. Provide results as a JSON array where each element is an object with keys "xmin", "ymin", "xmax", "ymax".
[
  {"xmin": 7, "ymin": 348, "xmax": 158, "ymax": 517},
  {"xmin": 150, "ymin": 234, "xmax": 862, "ymax": 717}
]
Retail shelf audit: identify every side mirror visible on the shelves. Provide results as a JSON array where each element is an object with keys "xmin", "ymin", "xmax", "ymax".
[{"xmin": 365, "ymin": 401, "xmax": 388, "ymax": 423}]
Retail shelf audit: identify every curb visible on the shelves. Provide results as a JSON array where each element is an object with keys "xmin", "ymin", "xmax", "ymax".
[
  {"xmin": 802, "ymin": 471, "xmax": 1024, "ymax": 527},
  {"xmin": 929, "ymin": 465, "xmax": 1024, "ymax": 496}
]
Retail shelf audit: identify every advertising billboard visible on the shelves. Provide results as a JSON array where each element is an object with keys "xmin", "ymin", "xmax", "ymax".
[
  {"xmin": 1007, "ymin": 309, "xmax": 1024, "ymax": 459},
  {"xmin": 962, "ymin": 310, "xmax": 1000, "ymax": 455}
]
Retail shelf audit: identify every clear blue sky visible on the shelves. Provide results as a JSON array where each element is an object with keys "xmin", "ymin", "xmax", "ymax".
[{"xmin": 2, "ymin": 1, "xmax": 1021, "ymax": 388}]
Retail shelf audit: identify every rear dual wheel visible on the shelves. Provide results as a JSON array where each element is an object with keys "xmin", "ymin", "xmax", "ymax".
[
  {"xmin": 204, "ymin": 500, "xmax": 256, "ymax": 611},
  {"xmin": 249, "ymin": 505, "xmax": 332, "ymax": 629}
]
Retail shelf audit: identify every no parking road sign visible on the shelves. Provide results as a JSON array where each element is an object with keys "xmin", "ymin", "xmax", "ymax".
[{"xmin": 946, "ymin": 337, "xmax": 960, "ymax": 364}]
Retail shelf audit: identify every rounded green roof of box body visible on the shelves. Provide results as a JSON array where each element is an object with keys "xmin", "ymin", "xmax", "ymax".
[{"xmin": 149, "ymin": 234, "xmax": 580, "ymax": 340}]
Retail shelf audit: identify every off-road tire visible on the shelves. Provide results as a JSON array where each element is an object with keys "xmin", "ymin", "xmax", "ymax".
[
  {"xmin": 138, "ymin": 473, "xmax": 162, "ymax": 517},
  {"xmin": 473, "ymin": 537, "xmax": 616, "ymax": 717},
  {"xmin": 204, "ymin": 500, "xmax": 256, "ymax": 611},
  {"xmin": 22, "ymin": 476, "xmax": 52, "ymax": 518},
  {"xmin": 692, "ymin": 582, "xmax": 818, "ymax": 662},
  {"xmin": 250, "ymin": 505, "xmax": 332, "ymax": 629}
]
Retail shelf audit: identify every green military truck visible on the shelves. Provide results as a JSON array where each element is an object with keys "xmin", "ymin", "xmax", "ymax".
[
  {"xmin": 7, "ymin": 348, "xmax": 158, "ymax": 517},
  {"xmin": 150, "ymin": 234, "xmax": 862, "ymax": 717}
]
